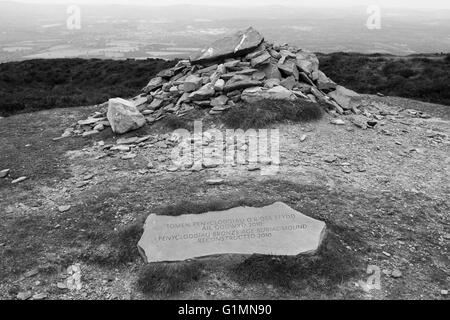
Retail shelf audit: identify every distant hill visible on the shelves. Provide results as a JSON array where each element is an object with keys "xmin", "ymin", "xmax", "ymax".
[
  {"xmin": 318, "ymin": 52, "xmax": 450, "ymax": 106},
  {"xmin": 0, "ymin": 58, "xmax": 176, "ymax": 116},
  {"xmin": 1, "ymin": 54, "xmax": 449, "ymax": 117}
]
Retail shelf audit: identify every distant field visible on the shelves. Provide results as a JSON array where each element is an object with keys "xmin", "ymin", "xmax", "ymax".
[{"xmin": 1, "ymin": 54, "xmax": 449, "ymax": 117}]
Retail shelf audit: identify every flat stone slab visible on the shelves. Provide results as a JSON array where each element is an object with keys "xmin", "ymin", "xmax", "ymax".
[
  {"xmin": 138, "ymin": 202, "xmax": 326, "ymax": 263},
  {"xmin": 190, "ymin": 27, "xmax": 264, "ymax": 65}
]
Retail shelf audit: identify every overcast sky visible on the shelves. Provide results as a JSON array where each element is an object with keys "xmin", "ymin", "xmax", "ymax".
[{"xmin": 2, "ymin": 0, "xmax": 450, "ymax": 9}]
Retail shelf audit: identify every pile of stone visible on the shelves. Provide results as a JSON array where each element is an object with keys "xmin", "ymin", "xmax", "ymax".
[
  {"xmin": 140, "ymin": 27, "xmax": 359, "ymax": 115},
  {"xmin": 65, "ymin": 27, "xmax": 360, "ymax": 137}
]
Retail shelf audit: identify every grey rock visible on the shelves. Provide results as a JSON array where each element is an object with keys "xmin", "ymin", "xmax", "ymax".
[
  {"xmin": 194, "ymin": 100, "xmax": 212, "ymax": 108},
  {"xmin": 213, "ymin": 79, "xmax": 225, "ymax": 91},
  {"xmin": 0, "ymin": 169, "xmax": 10, "ymax": 178},
  {"xmin": 32, "ymin": 293, "xmax": 48, "ymax": 300},
  {"xmin": 143, "ymin": 76, "xmax": 164, "ymax": 93},
  {"xmin": 197, "ymin": 64, "xmax": 219, "ymax": 74},
  {"xmin": 117, "ymin": 137, "xmax": 139, "ymax": 145},
  {"xmin": 250, "ymin": 51, "xmax": 271, "ymax": 67},
  {"xmin": 245, "ymin": 45, "xmax": 267, "ymax": 59},
  {"xmin": 77, "ymin": 117, "xmax": 106, "ymax": 126},
  {"xmin": 190, "ymin": 27, "xmax": 264, "ymax": 64},
  {"xmin": 76, "ymin": 181, "xmax": 90, "ymax": 188},
  {"xmin": 223, "ymin": 60, "xmax": 240, "ymax": 68},
  {"xmin": 223, "ymin": 79, "xmax": 262, "ymax": 92},
  {"xmin": 58, "ymin": 205, "xmax": 71, "ymax": 213},
  {"xmin": 292, "ymin": 90, "xmax": 309, "ymax": 99},
  {"xmin": 295, "ymin": 51, "xmax": 319, "ymax": 78},
  {"xmin": 138, "ymin": 202, "xmax": 326, "ymax": 263},
  {"xmin": 183, "ymin": 75, "xmax": 203, "ymax": 93},
  {"xmin": 261, "ymin": 62, "xmax": 282, "ymax": 80},
  {"xmin": 269, "ymin": 49, "xmax": 282, "ymax": 59},
  {"xmin": 149, "ymin": 98, "xmax": 164, "ymax": 110},
  {"xmin": 391, "ymin": 269, "xmax": 402, "ymax": 278},
  {"xmin": 328, "ymin": 85, "xmax": 360, "ymax": 110},
  {"xmin": 324, "ymin": 156, "xmax": 337, "ymax": 163},
  {"xmin": 141, "ymin": 110, "xmax": 154, "ymax": 116},
  {"xmin": 93, "ymin": 123, "xmax": 105, "ymax": 132},
  {"xmin": 308, "ymin": 94, "xmax": 317, "ymax": 103},
  {"xmin": 82, "ymin": 130, "xmax": 99, "ymax": 137},
  {"xmin": 317, "ymin": 71, "xmax": 337, "ymax": 91},
  {"xmin": 342, "ymin": 167, "xmax": 352, "ymax": 174},
  {"xmin": 17, "ymin": 292, "xmax": 32, "ymax": 300},
  {"xmin": 350, "ymin": 116, "xmax": 368, "ymax": 129},
  {"xmin": 241, "ymin": 86, "xmax": 297, "ymax": 103},
  {"xmin": 280, "ymin": 76, "xmax": 297, "ymax": 90},
  {"xmin": 83, "ymin": 173, "xmax": 94, "ymax": 181},
  {"xmin": 264, "ymin": 78, "xmax": 281, "ymax": 88},
  {"xmin": 330, "ymin": 119, "xmax": 346, "ymax": 125},
  {"xmin": 163, "ymin": 103, "xmax": 179, "ymax": 113},
  {"xmin": 107, "ymin": 98, "xmax": 146, "ymax": 134},
  {"xmin": 157, "ymin": 68, "xmax": 175, "ymax": 79},
  {"xmin": 278, "ymin": 58, "xmax": 299, "ymax": 80},
  {"xmin": 211, "ymin": 95, "xmax": 229, "ymax": 107},
  {"xmin": 252, "ymin": 71, "xmax": 266, "ymax": 81},
  {"xmin": 166, "ymin": 166, "xmax": 179, "ymax": 172},
  {"xmin": 110, "ymin": 145, "xmax": 131, "ymax": 152},
  {"xmin": 227, "ymin": 74, "xmax": 252, "ymax": 84},
  {"xmin": 188, "ymin": 83, "xmax": 215, "ymax": 101},
  {"xmin": 121, "ymin": 153, "xmax": 137, "ymax": 160},
  {"xmin": 11, "ymin": 176, "xmax": 27, "ymax": 184}
]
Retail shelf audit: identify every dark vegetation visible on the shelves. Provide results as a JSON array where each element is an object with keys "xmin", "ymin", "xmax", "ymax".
[
  {"xmin": 136, "ymin": 261, "xmax": 205, "ymax": 295},
  {"xmin": 160, "ymin": 114, "xmax": 193, "ymax": 131},
  {"xmin": 319, "ymin": 52, "xmax": 450, "ymax": 106},
  {"xmin": 222, "ymin": 99, "xmax": 324, "ymax": 130},
  {"xmin": 230, "ymin": 232, "xmax": 359, "ymax": 293},
  {"xmin": 1, "ymin": 53, "xmax": 449, "ymax": 117},
  {"xmin": 0, "ymin": 58, "xmax": 176, "ymax": 116},
  {"xmin": 155, "ymin": 198, "xmax": 273, "ymax": 217}
]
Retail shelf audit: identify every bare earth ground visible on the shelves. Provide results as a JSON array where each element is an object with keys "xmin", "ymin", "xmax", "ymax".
[{"xmin": 0, "ymin": 94, "xmax": 448, "ymax": 300}]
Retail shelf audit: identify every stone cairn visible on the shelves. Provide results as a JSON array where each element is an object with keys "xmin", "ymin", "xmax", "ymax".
[{"xmin": 63, "ymin": 27, "xmax": 360, "ymax": 137}]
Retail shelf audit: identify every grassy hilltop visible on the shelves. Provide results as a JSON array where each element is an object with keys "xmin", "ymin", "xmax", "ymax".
[
  {"xmin": 0, "ymin": 58, "xmax": 176, "ymax": 117},
  {"xmin": 1, "ymin": 53, "xmax": 449, "ymax": 117},
  {"xmin": 318, "ymin": 53, "xmax": 450, "ymax": 106}
]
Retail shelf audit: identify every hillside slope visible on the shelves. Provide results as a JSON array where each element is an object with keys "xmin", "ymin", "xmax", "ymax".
[
  {"xmin": 0, "ymin": 94, "xmax": 448, "ymax": 300},
  {"xmin": 319, "ymin": 53, "xmax": 450, "ymax": 106},
  {"xmin": 0, "ymin": 58, "xmax": 176, "ymax": 116},
  {"xmin": 1, "ymin": 54, "xmax": 449, "ymax": 117}
]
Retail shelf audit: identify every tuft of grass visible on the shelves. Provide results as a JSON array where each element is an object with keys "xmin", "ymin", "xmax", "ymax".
[
  {"xmin": 160, "ymin": 114, "xmax": 192, "ymax": 131},
  {"xmin": 136, "ymin": 261, "xmax": 205, "ymax": 296},
  {"xmin": 82, "ymin": 221, "xmax": 145, "ymax": 267},
  {"xmin": 110, "ymin": 222, "xmax": 145, "ymax": 264},
  {"xmin": 229, "ymin": 232, "xmax": 360, "ymax": 294},
  {"xmin": 156, "ymin": 198, "xmax": 272, "ymax": 217},
  {"xmin": 221, "ymin": 99, "xmax": 324, "ymax": 129}
]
